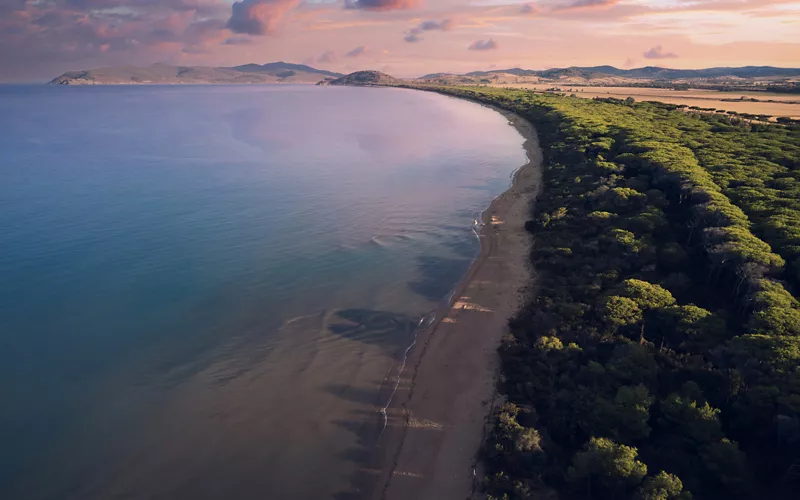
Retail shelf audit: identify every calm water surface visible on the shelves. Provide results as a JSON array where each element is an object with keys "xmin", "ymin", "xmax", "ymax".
[{"xmin": 0, "ymin": 84, "xmax": 526, "ymax": 499}]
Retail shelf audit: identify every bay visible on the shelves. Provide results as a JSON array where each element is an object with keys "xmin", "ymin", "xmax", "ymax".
[{"xmin": 0, "ymin": 84, "xmax": 526, "ymax": 499}]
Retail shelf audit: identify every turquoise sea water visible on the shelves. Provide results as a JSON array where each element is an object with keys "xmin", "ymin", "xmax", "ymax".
[{"xmin": 0, "ymin": 84, "xmax": 526, "ymax": 499}]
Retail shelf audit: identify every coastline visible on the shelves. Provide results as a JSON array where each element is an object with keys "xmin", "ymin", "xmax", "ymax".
[{"xmin": 356, "ymin": 98, "xmax": 543, "ymax": 500}]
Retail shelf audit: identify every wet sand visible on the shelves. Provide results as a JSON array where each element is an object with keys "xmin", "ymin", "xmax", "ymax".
[{"xmin": 356, "ymin": 104, "xmax": 543, "ymax": 499}]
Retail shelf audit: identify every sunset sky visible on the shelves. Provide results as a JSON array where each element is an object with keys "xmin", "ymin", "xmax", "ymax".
[{"xmin": 1, "ymin": 0, "xmax": 799, "ymax": 81}]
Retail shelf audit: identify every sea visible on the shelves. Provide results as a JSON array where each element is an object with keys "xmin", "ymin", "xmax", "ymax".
[{"xmin": 0, "ymin": 84, "xmax": 526, "ymax": 499}]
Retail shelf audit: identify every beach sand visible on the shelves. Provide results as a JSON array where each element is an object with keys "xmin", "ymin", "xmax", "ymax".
[{"xmin": 355, "ymin": 105, "xmax": 543, "ymax": 500}]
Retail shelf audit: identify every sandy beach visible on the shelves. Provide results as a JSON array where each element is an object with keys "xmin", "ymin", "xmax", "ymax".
[{"xmin": 354, "ymin": 104, "xmax": 543, "ymax": 500}]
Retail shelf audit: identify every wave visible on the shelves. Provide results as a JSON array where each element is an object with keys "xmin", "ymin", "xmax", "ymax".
[{"xmin": 378, "ymin": 309, "xmax": 437, "ymax": 434}]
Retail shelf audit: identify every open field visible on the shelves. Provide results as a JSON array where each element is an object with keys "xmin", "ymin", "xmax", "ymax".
[{"xmin": 491, "ymin": 83, "xmax": 800, "ymax": 119}]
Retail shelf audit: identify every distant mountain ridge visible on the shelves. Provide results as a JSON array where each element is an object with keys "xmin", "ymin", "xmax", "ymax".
[
  {"xmin": 420, "ymin": 65, "xmax": 800, "ymax": 80},
  {"xmin": 49, "ymin": 62, "xmax": 343, "ymax": 85},
  {"xmin": 49, "ymin": 63, "xmax": 800, "ymax": 86}
]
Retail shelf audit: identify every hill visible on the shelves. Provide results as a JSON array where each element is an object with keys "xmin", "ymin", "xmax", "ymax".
[
  {"xmin": 415, "ymin": 65, "xmax": 800, "ymax": 86},
  {"xmin": 320, "ymin": 71, "xmax": 403, "ymax": 86},
  {"xmin": 232, "ymin": 62, "xmax": 342, "ymax": 79},
  {"xmin": 48, "ymin": 64, "xmax": 800, "ymax": 87},
  {"xmin": 48, "ymin": 62, "xmax": 343, "ymax": 85}
]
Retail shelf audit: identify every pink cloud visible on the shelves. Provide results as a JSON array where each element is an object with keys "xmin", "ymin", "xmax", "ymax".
[
  {"xmin": 344, "ymin": 0, "xmax": 421, "ymax": 12},
  {"xmin": 468, "ymin": 39, "xmax": 497, "ymax": 51},
  {"xmin": 417, "ymin": 19, "xmax": 454, "ymax": 31},
  {"xmin": 403, "ymin": 18, "xmax": 454, "ymax": 43},
  {"xmin": 643, "ymin": 45, "xmax": 678, "ymax": 59},
  {"xmin": 227, "ymin": 0, "xmax": 299, "ymax": 35},
  {"xmin": 223, "ymin": 36, "xmax": 253, "ymax": 45},
  {"xmin": 346, "ymin": 45, "xmax": 368, "ymax": 57},
  {"xmin": 0, "ymin": 0, "xmax": 798, "ymax": 82},
  {"xmin": 552, "ymin": 0, "xmax": 618, "ymax": 12},
  {"xmin": 0, "ymin": 0, "xmax": 231, "ymax": 80},
  {"xmin": 318, "ymin": 50, "xmax": 337, "ymax": 63}
]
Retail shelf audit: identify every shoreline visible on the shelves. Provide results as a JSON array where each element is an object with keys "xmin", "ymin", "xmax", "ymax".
[{"xmin": 354, "ymin": 96, "xmax": 543, "ymax": 500}]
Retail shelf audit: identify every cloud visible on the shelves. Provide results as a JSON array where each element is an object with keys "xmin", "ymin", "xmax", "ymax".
[
  {"xmin": 0, "ymin": 0, "xmax": 233, "ymax": 80},
  {"xmin": 418, "ymin": 19, "xmax": 454, "ymax": 31},
  {"xmin": 223, "ymin": 36, "xmax": 253, "ymax": 45},
  {"xmin": 468, "ymin": 39, "xmax": 497, "ymax": 51},
  {"xmin": 403, "ymin": 18, "xmax": 453, "ymax": 43},
  {"xmin": 552, "ymin": 0, "xmax": 618, "ymax": 12},
  {"xmin": 344, "ymin": 0, "xmax": 420, "ymax": 12},
  {"xmin": 317, "ymin": 50, "xmax": 337, "ymax": 63},
  {"xmin": 567, "ymin": 0, "xmax": 616, "ymax": 7},
  {"xmin": 58, "ymin": 0, "xmax": 226, "ymax": 14},
  {"xmin": 1, "ymin": 0, "xmax": 798, "ymax": 82},
  {"xmin": 226, "ymin": 0, "xmax": 299, "ymax": 35},
  {"xmin": 346, "ymin": 45, "xmax": 368, "ymax": 57},
  {"xmin": 643, "ymin": 45, "xmax": 678, "ymax": 59}
]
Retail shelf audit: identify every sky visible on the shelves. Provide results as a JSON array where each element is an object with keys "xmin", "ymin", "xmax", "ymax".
[{"xmin": 1, "ymin": 0, "xmax": 799, "ymax": 81}]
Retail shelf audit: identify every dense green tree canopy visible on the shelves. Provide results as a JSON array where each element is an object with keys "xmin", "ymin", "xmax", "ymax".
[
  {"xmin": 569, "ymin": 437, "xmax": 648, "ymax": 495},
  {"xmin": 637, "ymin": 471, "xmax": 690, "ymax": 500}
]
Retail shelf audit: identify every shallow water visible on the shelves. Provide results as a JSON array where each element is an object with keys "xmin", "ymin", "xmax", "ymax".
[{"xmin": 0, "ymin": 84, "xmax": 525, "ymax": 499}]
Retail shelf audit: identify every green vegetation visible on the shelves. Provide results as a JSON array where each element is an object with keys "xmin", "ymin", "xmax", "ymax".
[
  {"xmin": 424, "ymin": 86, "xmax": 800, "ymax": 499},
  {"xmin": 323, "ymin": 70, "xmax": 401, "ymax": 86}
]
